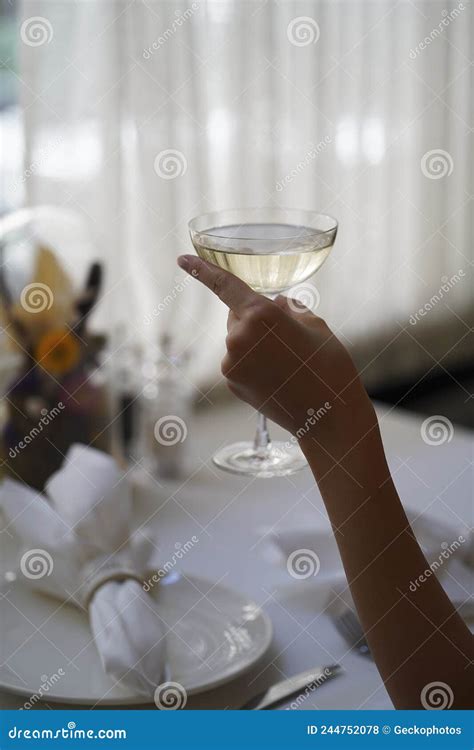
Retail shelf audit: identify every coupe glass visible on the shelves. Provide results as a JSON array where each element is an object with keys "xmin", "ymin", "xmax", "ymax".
[{"xmin": 189, "ymin": 208, "xmax": 337, "ymax": 477}]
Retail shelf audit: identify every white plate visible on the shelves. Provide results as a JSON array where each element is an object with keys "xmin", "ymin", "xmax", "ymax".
[{"xmin": 0, "ymin": 572, "xmax": 272, "ymax": 705}]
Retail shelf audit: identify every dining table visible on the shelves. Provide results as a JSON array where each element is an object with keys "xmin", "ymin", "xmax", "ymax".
[{"xmin": 0, "ymin": 398, "xmax": 472, "ymax": 710}]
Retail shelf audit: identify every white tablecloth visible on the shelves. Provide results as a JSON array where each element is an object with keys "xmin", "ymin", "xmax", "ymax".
[{"xmin": 1, "ymin": 401, "xmax": 472, "ymax": 710}]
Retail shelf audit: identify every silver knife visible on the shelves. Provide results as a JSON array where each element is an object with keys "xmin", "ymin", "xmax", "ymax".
[{"xmin": 240, "ymin": 664, "xmax": 342, "ymax": 710}]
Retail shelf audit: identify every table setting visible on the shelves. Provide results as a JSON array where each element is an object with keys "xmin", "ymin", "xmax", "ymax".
[{"xmin": 1, "ymin": 396, "xmax": 472, "ymax": 711}]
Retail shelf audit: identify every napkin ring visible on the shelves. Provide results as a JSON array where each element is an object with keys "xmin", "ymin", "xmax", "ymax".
[{"xmin": 80, "ymin": 559, "xmax": 145, "ymax": 609}]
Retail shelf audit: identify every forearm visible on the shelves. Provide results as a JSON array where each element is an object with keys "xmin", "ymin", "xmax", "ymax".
[{"xmin": 299, "ymin": 396, "xmax": 473, "ymax": 709}]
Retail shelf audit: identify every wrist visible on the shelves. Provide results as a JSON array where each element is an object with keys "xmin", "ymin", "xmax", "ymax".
[
  {"xmin": 297, "ymin": 389, "xmax": 386, "ymax": 483},
  {"xmin": 298, "ymin": 382, "xmax": 373, "ymax": 446}
]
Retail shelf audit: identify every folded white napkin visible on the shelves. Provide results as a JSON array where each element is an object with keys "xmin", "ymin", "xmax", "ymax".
[
  {"xmin": 259, "ymin": 508, "xmax": 467, "ymax": 585},
  {"xmin": 0, "ymin": 444, "xmax": 166, "ymax": 698},
  {"xmin": 258, "ymin": 511, "xmax": 471, "ymax": 622},
  {"xmin": 259, "ymin": 525, "xmax": 344, "ymax": 585}
]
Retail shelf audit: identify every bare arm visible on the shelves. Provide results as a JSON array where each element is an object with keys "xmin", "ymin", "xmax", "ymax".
[
  {"xmin": 299, "ymin": 400, "xmax": 473, "ymax": 709},
  {"xmin": 178, "ymin": 254, "xmax": 473, "ymax": 709}
]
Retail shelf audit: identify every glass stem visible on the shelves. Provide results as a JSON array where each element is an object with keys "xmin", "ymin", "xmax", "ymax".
[
  {"xmin": 254, "ymin": 411, "xmax": 271, "ymax": 458},
  {"xmin": 252, "ymin": 293, "xmax": 276, "ymax": 460}
]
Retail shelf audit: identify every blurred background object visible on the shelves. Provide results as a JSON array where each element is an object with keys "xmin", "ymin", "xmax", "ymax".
[
  {"xmin": 0, "ymin": 207, "xmax": 111, "ymax": 488},
  {"xmin": 1, "ymin": 0, "xmax": 472, "ymax": 428},
  {"xmin": 134, "ymin": 334, "xmax": 193, "ymax": 480}
]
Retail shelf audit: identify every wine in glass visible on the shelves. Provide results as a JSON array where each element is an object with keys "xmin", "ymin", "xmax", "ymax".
[{"xmin": 189, "ymin": 208, "xmax": 337, "ymax": 478}]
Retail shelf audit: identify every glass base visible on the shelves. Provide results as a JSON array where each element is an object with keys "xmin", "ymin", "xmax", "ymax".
[{"xmin": 212, "ymin": 441, "xmax": 307, "ymax": 478}]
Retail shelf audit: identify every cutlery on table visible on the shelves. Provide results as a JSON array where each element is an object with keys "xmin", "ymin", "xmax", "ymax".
[
  {"xmin": 240, "ymin": 664, "xmax": 341, "ymax": 710},
  {"xmin": 333, "ymin": 609, "xmax": 371, "ymax": 658}
]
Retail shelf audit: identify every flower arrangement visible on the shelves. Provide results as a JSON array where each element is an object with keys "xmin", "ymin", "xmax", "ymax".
[{"xmin": 0, "ymin": 244, "xmax": 111, "ymax": 490}]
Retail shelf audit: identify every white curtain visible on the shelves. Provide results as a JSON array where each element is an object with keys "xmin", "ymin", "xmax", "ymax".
[{"xmin": 18, "ymin": 0, "xmax": 473, "ymax": 390}]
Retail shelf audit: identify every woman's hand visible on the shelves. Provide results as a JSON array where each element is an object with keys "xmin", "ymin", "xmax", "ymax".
[{"xmin": 177, "ymin": 254, "xmax": 374, "ymax": 448}]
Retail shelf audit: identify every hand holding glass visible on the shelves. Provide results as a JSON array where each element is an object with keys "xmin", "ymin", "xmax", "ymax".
[{"xmin": 188, "ymin": 208, "xmax": 337, "ymax": 478}]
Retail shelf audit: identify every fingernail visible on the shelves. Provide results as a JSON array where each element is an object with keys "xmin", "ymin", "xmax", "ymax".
[{"xmin": 177, "ymin": 254, "xmax": 194, "ymax": 271}]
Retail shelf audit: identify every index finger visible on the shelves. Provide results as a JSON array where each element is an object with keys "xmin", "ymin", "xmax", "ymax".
[{"xmin": 177, "ymin": 254, "xmax": 261, "ymax": 315}]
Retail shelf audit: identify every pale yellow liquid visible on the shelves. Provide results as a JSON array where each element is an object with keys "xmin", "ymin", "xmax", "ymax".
[{"xmin": 193, "ymin": 223, "xmax": 332, "ymax": 294}]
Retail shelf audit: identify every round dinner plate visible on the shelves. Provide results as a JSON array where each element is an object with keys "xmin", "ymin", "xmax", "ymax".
[{"xmin": 0, "ymin": 572, "xmax": 272, "ymax": 705}]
